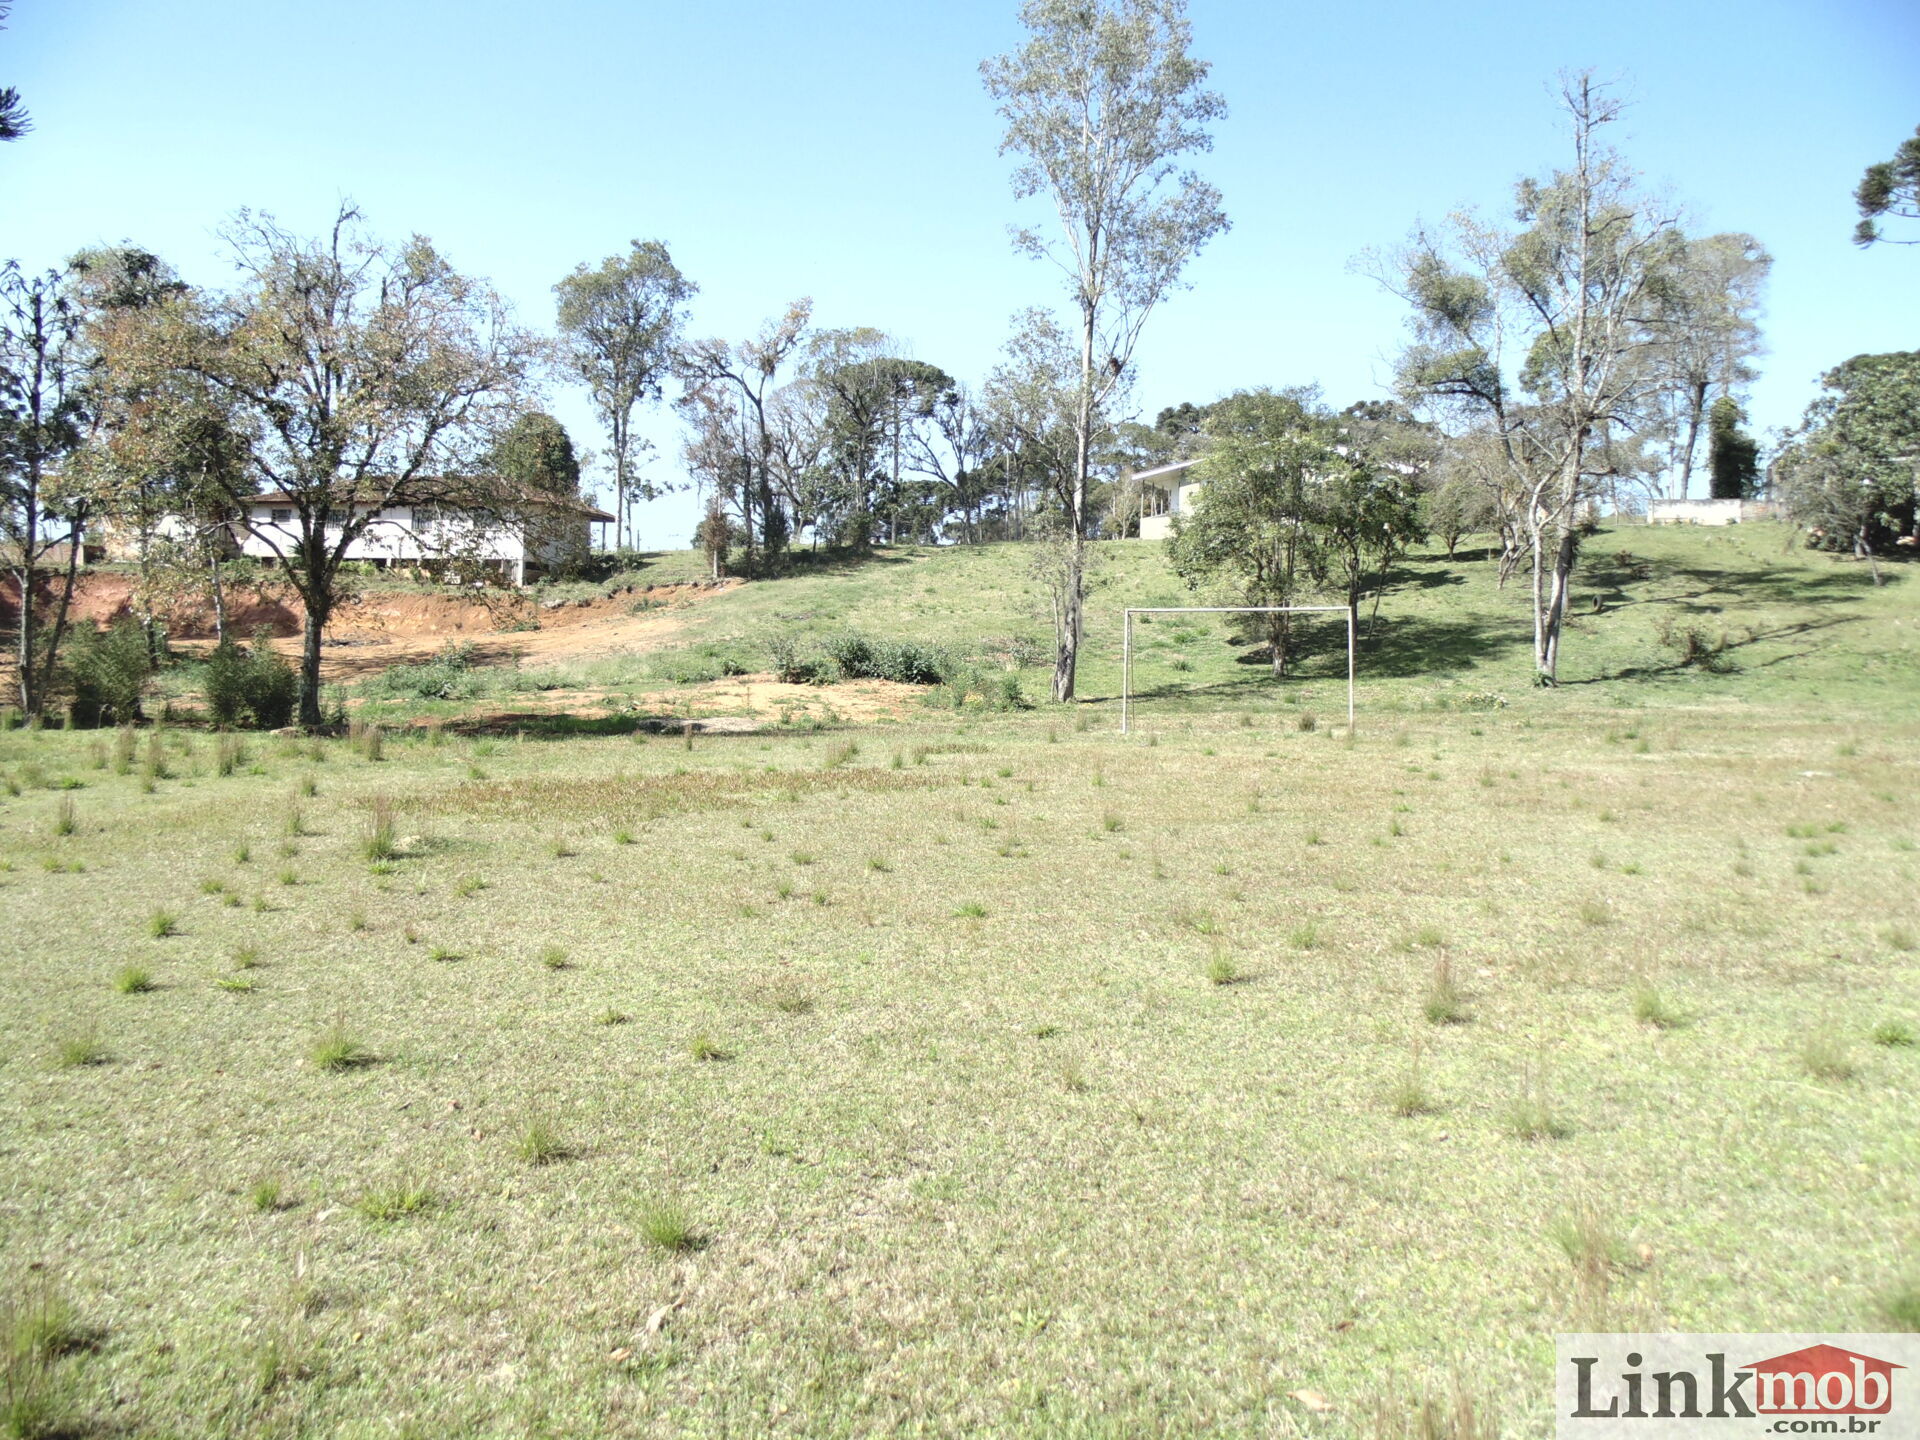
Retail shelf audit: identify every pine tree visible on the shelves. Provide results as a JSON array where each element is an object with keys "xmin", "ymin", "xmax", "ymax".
[{"xmin": 1707, "ymin": 396, "xmax": 1759, "ymax": 500}]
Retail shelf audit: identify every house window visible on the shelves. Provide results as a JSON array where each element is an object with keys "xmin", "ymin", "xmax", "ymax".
[{"xmin": 269, "ymin": 508, "xmax": 294, "ymax": 525}]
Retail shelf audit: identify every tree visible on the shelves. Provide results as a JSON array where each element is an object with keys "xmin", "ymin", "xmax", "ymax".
[
  {"xmin": 1, "ymin": 264, "xmax": 88, "ymax": 717},
  {"xmin": 490, "ymin": 412, "xmax": 580, "ymax": 497},
  {"xmin": 1772, "ymin": 351, "xmax": 1920, "ymax": 582},
  {"xmin": 801, "ymin": 330, "xmax": 951, "ymax": 547},
  {"xmin": 104, "ymin": 205, "xmax": 538, "ymax": 726},
  {"xmin": 694, "ymin": 494, "xmax": 732, "ymax": 580},
  {"xmin": 1382, "ymin": 73, "xmax": 1686, "ymax": 683},
  {"xmin": 554, "ymin": 241, "xmax": 695, "ymax": 548},
  {"xmin": 1705, "ymin": 395, "xmax": 1758, "ymax": 500},
  {"xmin": 1650, "ymin": 233, "xmax": 1770, "ymax": 498},
  {"xmin": 1854, "ymin": 125, "xmax": 1920, "ymax": 247},
  {"xmin": 677, "ymin": 301, "xmax": 812, "ymax": 577},
  {"xmin": 1167, "ymin": 389, "xmax": 1420, "ymax": 673},
  {"xmin": 905, "ymin": 382, "xmax": 999, "ymax": 544},
  {"xmin": 982, "ymin": 0, "xmax": 1227, "ymax": 701},
  {"xmin": 64, "ymin": 246, "xmax": 215, "ymax": 662},
  {"xmin": 0, "ymin": 5, "xmax": 29, "ymax": 141}
]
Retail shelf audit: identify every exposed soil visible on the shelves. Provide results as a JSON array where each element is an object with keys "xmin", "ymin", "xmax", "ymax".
[{"xmin": 2, "ymin": 572, "xmax": 741, "ymax": 683}]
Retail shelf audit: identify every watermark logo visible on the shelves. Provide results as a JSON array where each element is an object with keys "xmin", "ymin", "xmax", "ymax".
[{"xmin": 1557, "ymin": 1335, "xmax": 1918, "ymax": 1438}]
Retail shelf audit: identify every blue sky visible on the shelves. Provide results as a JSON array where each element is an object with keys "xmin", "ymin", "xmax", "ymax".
[{"xmin": 4, "ymin": 0, "xmax": 1916, "ymax": 544}]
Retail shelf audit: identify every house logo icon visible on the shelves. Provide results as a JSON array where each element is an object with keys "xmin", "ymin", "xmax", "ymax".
[{"xmin": 1743, "ymin": 1344, "xmax": 1903, "ymax": 1417}]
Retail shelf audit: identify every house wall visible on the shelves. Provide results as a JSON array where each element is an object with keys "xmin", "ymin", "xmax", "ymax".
[
  {"xmin": 1138, "ymin": 481, "xmax": 1204, "ymax": 541},
  {"xmin": 1646, "ymin": 499, "xmax": 1778, "ymax": 526},
  {"xmin": 237, "ymin": 505, "xmax": 528, "ymax": 566}
]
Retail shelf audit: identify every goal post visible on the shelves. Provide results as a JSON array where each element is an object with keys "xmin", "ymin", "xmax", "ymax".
[{"xmin": 1119, "ymin": 605, "xmax": 1355, "ymax": 734}]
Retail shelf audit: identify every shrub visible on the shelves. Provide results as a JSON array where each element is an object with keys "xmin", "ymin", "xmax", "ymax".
[
  {"xmin": 50, "ymin": 796, "xmax": 74, "ymax": 837},
  {"xmin": 1884, "ymin": 1279, "xmax": 1920, "ymax": 1333},
  {"xmin": 539, "ymin": 945, "xmax": 570, "ymax": 970},
  {"xmin": 53, "ymin": 1027, "xmax": 108, "ymax": 1068},
  {"xmin": 1205, "ymin": 953, "xmax": 1242, "ymax": 986},
  {"xmin": 64, "ymin": 617, "xmax": 153, "ymax": 726},
  {"xmin": 146, "ymin": 908, "xmax": 179, "ymax": 939},
  {"xmin": 1386, "ymin": 1052, "xmax": 1435, "ymax": 1117},
  {"xmin": 203, "ymin": 631, "xmax": 297, "ymax": 730},
  {"xmin": 250, "ymin": 1179, "xmax": 285, "ymax": 1212},
  {"xmin": 361, "ymin": 642, "xmax": 486, "ymax": 701},
  {"xmin": 1423, "ymin": 958, "xmax": 1466, "ymax": 1024}
]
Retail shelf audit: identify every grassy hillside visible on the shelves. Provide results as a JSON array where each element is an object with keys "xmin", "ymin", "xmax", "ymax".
[{"xmin": 474, "ymin": 521, "xmax": 1920, "ymax": 723}]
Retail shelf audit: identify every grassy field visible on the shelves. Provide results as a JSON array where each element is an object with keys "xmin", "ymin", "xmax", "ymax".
[{"xmin": 3, "ymin": 525, "xmax": 1918, "ymax": 1438}]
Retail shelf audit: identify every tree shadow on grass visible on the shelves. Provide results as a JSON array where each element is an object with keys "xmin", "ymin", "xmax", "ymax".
[{"xmin": 1559, "ymin": 613, "xmax": 1864, "ymax": 686}]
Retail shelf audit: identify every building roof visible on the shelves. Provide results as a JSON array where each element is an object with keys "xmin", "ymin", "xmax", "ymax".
[{"xmin": 1131, "ymin": 457, "xmax": 1204, "ymax": 483}]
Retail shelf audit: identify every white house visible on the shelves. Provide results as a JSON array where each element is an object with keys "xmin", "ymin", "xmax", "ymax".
[
  {"xmin": 107, "ymin": 489, "xmax": 615, "ymax": 586},
  {"xmin": 1133, "ymin": 458, "xmax": 1205, "ymax": 540},
  {"xmin": 1645, "ymin": 498, "xmax": 1779, "ymax": 527}
]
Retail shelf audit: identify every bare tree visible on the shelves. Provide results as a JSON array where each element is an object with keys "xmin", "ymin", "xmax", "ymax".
[{"xmin": 982, "ymin": 0, "xmax": 1227, "ymax": 701}]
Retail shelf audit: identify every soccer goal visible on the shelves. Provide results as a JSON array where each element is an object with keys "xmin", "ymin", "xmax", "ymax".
[{"xmin": 1119, "ymin": 605, "xmax": 1356, "ymax": 734}]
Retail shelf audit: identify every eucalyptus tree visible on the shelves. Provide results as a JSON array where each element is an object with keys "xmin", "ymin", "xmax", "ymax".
[
  {"xmin": 802, "ymin": 330, "xmax": 951, "ymax": 547},
  {"xmin": 554, "ymin": 241, "xmax": 695, "ymax": 547},
  {"xmin": 1650, "ymin": 232, "xmax": 1770, "ymax": 498},
  {"xmin": 1380, "ymin": 73, "xmax": 1686, "ymax": 683},
  {"xmin": 104, "ymin": 205, "xmax": 539, "ymax": 726},
  {"xmin": 906, "ymin": 382, "xmax": 999, "ymax": 543},
  {"xmin": 982, "ymin": 0, "xmax": 1227, "ymax": 700},
  {"xmin": 676, "ymin": 300, "xmax": 812, "ymax": 576}
]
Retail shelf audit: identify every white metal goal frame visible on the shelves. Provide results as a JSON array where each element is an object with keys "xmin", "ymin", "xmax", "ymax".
[{"xmin": 1119, "ymin": 605, "xmax": 1355, "ymax": 734}]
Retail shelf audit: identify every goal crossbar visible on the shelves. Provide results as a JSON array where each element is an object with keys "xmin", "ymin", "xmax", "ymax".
[{"xmin": 1119, "ymin": 606, "xmax": 1354, "ymax": 734}]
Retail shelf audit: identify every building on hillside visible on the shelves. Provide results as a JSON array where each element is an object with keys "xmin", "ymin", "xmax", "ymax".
[
  {"xmin": 1133, "ymin": 457, "xmax": 1205, "ymax": 540},
  {"xmin": 99, "ymin": 488, "xmax": 615, "ymax": 586},
  {"xmin": 1645, "ymin": 498, "xmax": 1780, "ymax": 526}
]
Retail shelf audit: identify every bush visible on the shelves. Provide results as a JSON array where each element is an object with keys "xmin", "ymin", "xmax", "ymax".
[
  {"xmin": 767, "ymin": 633, "xmax": 834, "ymax": 685},
  {"xmin": 65, "ymin": 617, "xmax": 154, "ymax": 726},
  {"xmin": 204, "ymin": 630, "xmax": 297, "ymax": 729},
  {"xmin": 361, "ymin": 642, "xmax": 485, "ymax": 701}
]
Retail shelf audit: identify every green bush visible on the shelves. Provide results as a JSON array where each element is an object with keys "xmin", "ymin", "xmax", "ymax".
[
  {"xmin": 362, "ymin": 642, "xmax": 485, "ymax": 701},
  {"xmin": 767, "ymin": 633, "xmax": 835, "ymax": 685},
  {"xmin": 821, "ymin": 631, "xmax": 955, "ymax": 685},
  {"xmin": 65, "ymin": 617, "xmax": 154, "ymax": 726},
  {"xmin": 203, "ymin": 630, "xmax": 298, "ymax": 729}
]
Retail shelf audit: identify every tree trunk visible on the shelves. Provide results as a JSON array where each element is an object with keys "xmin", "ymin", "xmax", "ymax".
[
  {"xmin": 1540, "ymin": 526, "xmax": 1577, "ymax": 681},
  {"xmin": 297, "ymin": 594, "xmax": 330, "ymax": 729},
  {"xmin": 1675, "ymin": 380, "xmax": 1707, "ymax": 500},
  {"xmin": 209, "ymin": 549, "xmax": 228, "ymax": 644},
  {"xmin": 1052, "ymin": 530, "xmax": 1083, "ymax": 703},
  {"xmin": 1857, "ymin": 525, "xmax": 1884, "ymax": 586}
]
